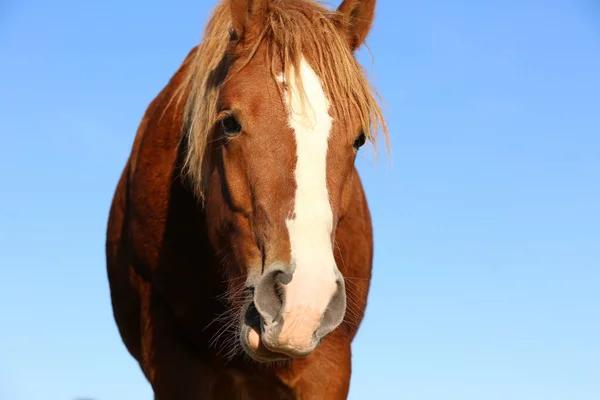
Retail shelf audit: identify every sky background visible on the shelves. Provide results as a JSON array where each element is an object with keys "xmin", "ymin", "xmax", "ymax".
[{"xmin": 1, "ymin": 0, "xmax": 599, "ymax": 399}]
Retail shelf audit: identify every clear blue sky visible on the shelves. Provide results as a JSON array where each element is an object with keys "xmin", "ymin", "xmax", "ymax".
[{"xmin": 1, "ymin": 0, "xmax": 599, "ymax": 399}]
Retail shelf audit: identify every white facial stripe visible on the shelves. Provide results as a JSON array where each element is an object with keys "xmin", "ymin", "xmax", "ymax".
[{"xmin": 281, "ymin": 56, "xmax": 338, "ymax": 313}]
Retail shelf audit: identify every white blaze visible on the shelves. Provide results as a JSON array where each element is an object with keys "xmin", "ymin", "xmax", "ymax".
[{"xmin": 280, "ymin": 56, "xmax": 338, "ymax": 323}]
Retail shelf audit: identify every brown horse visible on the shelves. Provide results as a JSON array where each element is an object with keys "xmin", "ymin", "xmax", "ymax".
[{"xmin": 105, "ymin": 0, "xmax": 389, "ymax": 398}]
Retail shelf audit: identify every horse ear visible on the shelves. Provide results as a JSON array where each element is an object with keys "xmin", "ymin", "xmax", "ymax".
[
  {"xmin": 230, "ymin": 0, "xmax": 269, "ymax": 40},
  {"xmin": 336, "ymin": 0, "xmax": 376, "ymax": 51}
]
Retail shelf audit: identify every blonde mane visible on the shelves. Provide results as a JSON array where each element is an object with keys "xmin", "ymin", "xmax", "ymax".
[{"xmin": 172, "ymin": 0, "xmax": 389, "ymax": 200}]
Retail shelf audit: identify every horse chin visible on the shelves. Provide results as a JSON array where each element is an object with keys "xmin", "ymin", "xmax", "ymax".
[{"xmin": 240, "ymin": 324, "xmax": 290, "ymax": 363}]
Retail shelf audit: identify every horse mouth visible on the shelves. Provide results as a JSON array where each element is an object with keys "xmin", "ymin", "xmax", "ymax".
[{"xmin": 240, "ymin": 302, "xmax": 290, "ymax": 363}]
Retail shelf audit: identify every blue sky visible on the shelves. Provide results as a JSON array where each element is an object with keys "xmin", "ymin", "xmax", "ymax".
[{"xmin": 0, "ymin": 0, "xmax": 598, "ymax": 399}]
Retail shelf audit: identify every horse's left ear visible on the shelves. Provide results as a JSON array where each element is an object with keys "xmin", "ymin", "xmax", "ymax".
[{"xmin": 336, "ymin": 0, "xmax": 376, "ymax": 51}]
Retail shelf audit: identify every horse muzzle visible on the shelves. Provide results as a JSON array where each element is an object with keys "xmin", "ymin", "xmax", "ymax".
[{"xmin": 242, "ymin": 262, "xmax": 346, "ymax": 360}]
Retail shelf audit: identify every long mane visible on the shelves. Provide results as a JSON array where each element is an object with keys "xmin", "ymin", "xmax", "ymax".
[{"xmin": 171, "ymin": 0, "xmax": 389, "ymax": 200}]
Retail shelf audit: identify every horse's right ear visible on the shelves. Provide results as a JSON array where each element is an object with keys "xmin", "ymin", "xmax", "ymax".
[{"xmin": 230, "ymin": 0, "xmax": 269, "ymax": 40}]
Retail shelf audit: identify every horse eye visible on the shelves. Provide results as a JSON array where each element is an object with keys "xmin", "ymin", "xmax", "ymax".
[
  {"xmin": 221, "ymin": 116, "xmax": 242, "ymax": 136},
  {"xmin": 353, "ymin": 132, "xmax": 366, "ymax": 150}
]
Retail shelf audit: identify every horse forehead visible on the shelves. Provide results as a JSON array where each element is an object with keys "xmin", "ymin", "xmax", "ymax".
[{"xmin": 277, "ymin": 58, "xmax": 333, "ymax": 129}]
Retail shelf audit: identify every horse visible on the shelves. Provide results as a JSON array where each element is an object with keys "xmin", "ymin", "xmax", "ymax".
[{"xmin": 105, "ymin": 0, "xmax": 389, "ymax": 398}]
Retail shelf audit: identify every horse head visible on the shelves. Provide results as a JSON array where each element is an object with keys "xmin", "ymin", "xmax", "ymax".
[{"xmin": 176, "ymin": 0, "xmax": 387, "ymax": 362}]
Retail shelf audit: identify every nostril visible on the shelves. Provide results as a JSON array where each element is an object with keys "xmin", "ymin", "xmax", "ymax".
[
  {"xmin": 314, "ymin": 273, "xmax": 347, "ymax": 341},
  {"xmin": 253, "ymin": 264, "xmax": 290, "ymax": 326}
]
